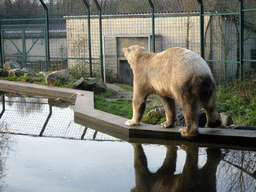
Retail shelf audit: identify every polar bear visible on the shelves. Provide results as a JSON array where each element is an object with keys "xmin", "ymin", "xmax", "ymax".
[
  {"xmin": 131, "ymin": 143, "xmax": 221, "ymax": 191},
  {"xmin": 122, "ymin": 45, "xmax": 222, "ymax": 139}
]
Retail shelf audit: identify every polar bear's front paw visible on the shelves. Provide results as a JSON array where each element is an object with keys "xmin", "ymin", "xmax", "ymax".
[
  {"xmin": 160, "ymin": 121, "xmax": 174, "ymax": 128},
  {"xmin": 125, "ymin": 119, "xmax": 140, "ymax": 126}
]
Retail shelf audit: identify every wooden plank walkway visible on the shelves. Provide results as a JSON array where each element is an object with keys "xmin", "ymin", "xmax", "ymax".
[{"xmin": 0, "ymin": 80, "xmax": 255, "ymax": 148}]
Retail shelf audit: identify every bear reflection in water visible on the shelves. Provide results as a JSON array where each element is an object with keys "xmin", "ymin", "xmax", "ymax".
[{"xmin": 131, "ymin": 144, "xmax": 221, "ymax": 192}]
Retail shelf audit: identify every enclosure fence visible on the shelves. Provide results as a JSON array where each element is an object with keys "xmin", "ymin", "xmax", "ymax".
[{"xmin": 0, "ymin": 0, "xmax": 256, "ymax": 83}]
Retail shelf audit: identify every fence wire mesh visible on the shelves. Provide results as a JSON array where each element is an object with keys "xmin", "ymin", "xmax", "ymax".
[
  {"xmin": 0, "ymin": 0, "xmax": 256, "ymax": 83},
  {"xmin": 0, "ymin": 94, "xmax": 121, "ymax": 142}
]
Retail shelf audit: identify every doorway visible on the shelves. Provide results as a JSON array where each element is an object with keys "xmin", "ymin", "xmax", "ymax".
[{"xmin": 118, "ymin": 60, "xmax": 133, "ymax": 86}]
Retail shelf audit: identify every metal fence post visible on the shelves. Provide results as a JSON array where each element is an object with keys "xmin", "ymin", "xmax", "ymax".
[
  {"xmin": 21, "ymin": 29, "xmax": 26, "ymax": 67},
  {"xmin": 0, "ymin": 94, "xmax": 5, "ymax": 119},
  {"xmin": 40, "ymin": 105, "xmax": 52, "ymax": 136},
  {"xmin": 0, "ymin": 17, "xmax": 3, "ymax": 67},
  {"xmin": 39, "ymin": 0, "xmax": 50, "ymax": 72},
  {"xmin": 197, "ymin": 0, "xmax": 205, "ymax": 59},
  {"xmin": 147, "ymin": 0, "xmax": 155, "ymax": 53},
  {"xmin": 93, "ymin": 0, "xmax": 103, "ymax": 81},
  {"xmin": 239, "ymin": 0, "xmax": 244, "ymax": 81},
  {"xmin": 81, "ymin": 0, "xmax": 92, "ymax": 77}
]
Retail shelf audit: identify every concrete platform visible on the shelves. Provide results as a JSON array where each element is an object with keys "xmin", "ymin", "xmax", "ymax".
[{"xmin": 0, "ymin": 80, "xmax": 255, "ymax": 148}]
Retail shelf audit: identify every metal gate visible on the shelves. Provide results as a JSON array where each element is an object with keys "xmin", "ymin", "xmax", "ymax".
[{"xmin": 1, "ymin": 26, "xmax": 47, "ymax": 70}]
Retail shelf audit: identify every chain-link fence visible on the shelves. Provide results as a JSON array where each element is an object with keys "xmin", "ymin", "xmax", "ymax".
[{"xmin": 0, "ymin": 0, "xmax": 256, "ymax": 83}]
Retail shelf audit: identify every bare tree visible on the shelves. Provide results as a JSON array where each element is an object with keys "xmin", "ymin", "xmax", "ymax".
[
  {"xmin": 0, "ymin": 122, "xmax": 11, "ymax": 190},
  {"xmin": 185, "ymin": 0, "xmax": 194, "ymax": 49},
  {"xmin": 217, "ymin": 149, "xmax": 256, "ymax": 192}
]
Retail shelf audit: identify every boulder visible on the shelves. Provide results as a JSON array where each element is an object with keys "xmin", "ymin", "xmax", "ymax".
[
  {"xmin": 176, "ymin": 110, "xmax": 207, "ymax": 127},
  {"xmin": 21, "ymin": 67, "xmax": 31, "ymax": 73},
  {"xmin": 8, "ymin": 69, "xmax": 22, "ymax": 77},
  {"xmin": 220, "ymin": 112, "xmax": 233, "ymax": 126},
  {"xmin": 73, "ymin": 77, "xmax": 94, "ymax": 91},
  {"xmin": 176, "ymin": 111, "xmax": 186, "ymax": 126},
  {"xmin": 147, "ymin": 106, "xmax": 165, "ymax": 116},
  {"xmin": 232, "ymin": 125, "xmax": 256, "ymax": 131},
  {"xmin": 46, "ymin": 69, "xmax": 75, "ymax": 85},
  {"xmin": 73, "ymin": 77, "xmax": 107, "ymax": 93},
  {"xmin": 3, "ymin": 60, "xmax": 21, "ymax": 70},
  {"xmin": 0, "ymin": 68, "xmax": 8, "ymax": 77},
  {"xmin": 39, "ymin": 71, "xmax": 49, "ymax": 77}
]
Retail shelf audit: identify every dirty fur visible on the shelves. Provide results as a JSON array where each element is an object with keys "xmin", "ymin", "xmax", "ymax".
[{"xmin": 123, "ymin": 45, "xmax": 222, "ymax": 139}]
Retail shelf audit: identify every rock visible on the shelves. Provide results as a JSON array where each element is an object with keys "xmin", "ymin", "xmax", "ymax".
[
  {"xmin": 46, "ymin": 69, "xmax": 75, "ymax": 85},
  {"xmin": 8, "ymin": 69, "xmax": 22, "ymax": 77},
  {"xmin": 73, "ymin": 77, "xmax": 107, "ymax": 93},
  {"xmin": 73, "ymin": 77, "xmax": 94, "ymax": 91},
  {"xmin": 0, "ymin": 68, "xmax": 8, "ymax": 77},
  {"xmin": 232, "ymin": 125, "xmax": 256, "ymax": 130},
  {"xmin": 176, "ymin": 110, "xmax": 207, "ymax": 127},
  {"xmin": 21, "ymin": 67, "xmax": 30, "ymax": 73},
  {"xmin": 176, "ymin": 111, "xmax": 186, "ymax": 126},
  {"xmin": 220, "ymin": 112, "xmax": 233, "ymax": 126},
  {"xmin": 3, "ymin": 60, "xmax": 21, "ymax": 70},
  {"xmin": 147, "ymin": 106, "xmax": 165, "ymax": 116},
  {"xmin": 198, "ymin": 111, "xmax": 207, "ymax": 127},
  {"xmin": 39, "ymin": 71, "xmax": 49, "ymax": 77}
]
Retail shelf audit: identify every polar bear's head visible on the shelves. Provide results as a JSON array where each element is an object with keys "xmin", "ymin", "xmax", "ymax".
[{"xmin": 123, "ymin": 45, "xmax": 146, "ymax": 64}]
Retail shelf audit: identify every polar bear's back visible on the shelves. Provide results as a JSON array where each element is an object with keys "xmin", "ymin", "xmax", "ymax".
[
  {"xmin": 161, "ymin": 47, "xmax": 212, "ymax": 76},
  {"xmin": 146, "ymin": 47, "xmax": 214, "ymax": 99}
]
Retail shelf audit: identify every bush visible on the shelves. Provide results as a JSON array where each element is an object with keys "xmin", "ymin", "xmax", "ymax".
[{"xmin": 216, "ymin": 77, "xmax": 256, "ymax": 126}]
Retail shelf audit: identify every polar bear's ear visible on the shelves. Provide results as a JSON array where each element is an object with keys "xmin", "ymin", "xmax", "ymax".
[{"xmin": 123, "ymin": 47, "xmax": 130, "ymax": 54}]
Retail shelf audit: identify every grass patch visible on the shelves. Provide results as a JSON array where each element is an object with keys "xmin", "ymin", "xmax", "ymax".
[
  {"xmin": 34, "ymin": 81, "xmax": 47, "ymax": 85},
  {"xmin": 216, "ymin": 77, "xmax": 256, "ymax": 126},
  {"xmin": 94, "ymin": 88, "xmax": 164, "ymax": 124},
  {"xmin": 94, "ymin": 95, "xmax": 133, "ymax": 119},
  {"xmin": 115, "ymin": 83, "xmax": 133, "ymax": 92},
  {"xmin": 141, "ymin": 112, "xmax": 166, "ymax": 125},
  {"xmin": 94, "ymin": 89, "xmax": 116, "ymax": 99},
  {"xmin": 62, "ymin": 82, "xmax": 75, "ymax": 89}
]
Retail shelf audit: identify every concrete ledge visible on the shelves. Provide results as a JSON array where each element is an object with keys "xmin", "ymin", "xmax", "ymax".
[
  {"xmin": 0, "ymin": 80, "xmax": 255, "ymax": 148},
  {"xmin": 0, "ymin": 80, "xmax": 87, "ymax": 101}
]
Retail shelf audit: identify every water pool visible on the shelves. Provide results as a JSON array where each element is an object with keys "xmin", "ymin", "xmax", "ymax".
[{"xmin": 0, "ymin": 94, "xmax": 255, "ymax": 192}]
